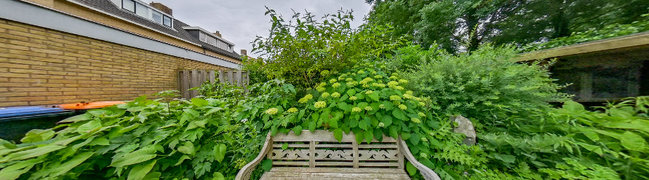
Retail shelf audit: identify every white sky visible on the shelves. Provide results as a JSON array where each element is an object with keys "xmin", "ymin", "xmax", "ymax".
[{"xmin": 144, "ymin": 0, "xmax": 372, "ymax": 56}]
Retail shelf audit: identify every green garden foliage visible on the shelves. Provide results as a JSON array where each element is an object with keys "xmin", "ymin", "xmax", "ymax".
[
  {"xmin": 403, "ymin": 45, "xmax": 569, "ymax": 129},
  {"xmin": 250, "ymin": 8, "xmax": 404, "ymax": 88},
  {"xmin": 0, "ymin": 80, "xmax": 296, "ymax": 180}
]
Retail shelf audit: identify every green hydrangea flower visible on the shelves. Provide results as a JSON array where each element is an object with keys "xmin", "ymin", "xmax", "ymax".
[
  {"xmin": 398, "ymin": 79, "xmax": 408, "ymax": 84},
  {"xmin": 321, "ymin": 70, "xmax": 330, "ymax": 76},
  {"xmin": 378, "ymin": 122, "xmax": 385, "ymax": 127},
  {"xmin": 365, "ymin": 90, "xmax": 373, "ymax": 95},
  {"xmin": 364, "ymin": 106, "xmax": 373, "ymax": 111},
  {"xmin": 329, "ymin": 79, "xmax": 337, "ymax": 83},
  {"xmin": 331, "ymin": 92, "xmax": 341, "ymax": 98},
  {"xmin": 287, "ymin": 108, "xmax": 298, "ymax": 113},
  {"xmin": 387, "ymin": 81, "xmax": 399, "ymax": 87},
  {"xmin": 406, "ymin": 90, "xmax": 414, "ymax": 95},
  {"xmin": 321, "ymin": 92, "xmax": 330, "ymax": 98},
  {"xmin": 403, "ymin": 94, "xmax": 414, "ymax": 99},
  {"xmin": 374, "ymin": 75, "xmax": 382, "ymax": 79},
  {"xmin": 389, "ymin": 95, "xmax": 402, "ymax": 101},
  {"xmin": 379, "ymin": 104, "xmax": 386, "ymax": 109},
  {"xmin": 352, "ymin": 107, "xmax": 362, "ymax": 112},
  {"xmin": 372, "ymin": 83, "xmax": 386, "ymax": 88},
  {"xmin": 350, "ymin": 96, "xmax": 358, "ymax": 101},
  {"xmin": 332, "ymin": 83, "xmax": 341, "ymax": 88},
  {"xmin": 411, "ymin": 118, "xmax": 421, "ymax": 123},
  {"xmin": 265, "ymin": 108, "xmax": 278, "ymax": 115},
  {"xmin": 419, "ymin": 102, "xmax": 426, "ymax": 106},
  {"xmin": 316, "ymin": 86, "xmax": 326, "ymax": 92},
  {"xmin": 418, "ymin": 112, "xmax": 426, "ymax": 117},
  {"xmin": 345, "ymin": 78, "xmax": 353, "ymax": 82},
  {"xmin": 314, "ymin": 101, "xmax": 327, "ymax": 109},
  {"xmin": 298, "ymin": 94, "xmax": 313, "ymax": 103},
  {"xmin": 399, "ymin": 104, "xmax": 408, "ymax": 110}
]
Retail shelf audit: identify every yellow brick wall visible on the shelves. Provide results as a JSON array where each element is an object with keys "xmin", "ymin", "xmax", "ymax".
[{"xmin": 0, "ymin": 19, "xmax": 229, "ymax": 107}]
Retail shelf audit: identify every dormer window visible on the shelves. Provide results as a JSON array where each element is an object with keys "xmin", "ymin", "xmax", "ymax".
[{"xmin": 116, "ymin": 0, "xmax": 173, "ymax": 28}]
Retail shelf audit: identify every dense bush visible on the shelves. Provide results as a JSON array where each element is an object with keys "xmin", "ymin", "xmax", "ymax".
[
  {"xmin": 250, "ymin": 8, "xmax": 404, "ymax": 88},
  {"xmin": 403, "ymin": 45, "xmax": 569, "ymax": 130}
]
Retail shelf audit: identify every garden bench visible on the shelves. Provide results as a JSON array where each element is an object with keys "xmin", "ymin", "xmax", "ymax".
[{"xmin": 236, "ymin": 130, "xmax": 441, "ymax": 180}]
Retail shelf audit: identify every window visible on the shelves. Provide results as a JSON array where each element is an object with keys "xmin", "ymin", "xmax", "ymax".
[
  {"xmin": 122, "ymin": 0, "xmax": 134, "ymax": 12},
  {"xmin": 135, "ymin": 3, "xmax": 149, "ymax": 18},
  {"xmin": 163, "ymin": 15, "xmax": 172, "ymax": 27},
  {"xmin": 151, "ymin": 11, "xmax": 162, "ymax": 24}
]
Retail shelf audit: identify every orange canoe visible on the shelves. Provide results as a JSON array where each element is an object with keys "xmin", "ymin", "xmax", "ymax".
[{"xmin": 59, "ymin": 101, "xmax": 125, "ymax": 110}]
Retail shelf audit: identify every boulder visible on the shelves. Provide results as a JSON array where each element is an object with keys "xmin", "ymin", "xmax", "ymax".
[{"xmin": 451, "ymin": 115, "xmax": 477, "ymax": 146}]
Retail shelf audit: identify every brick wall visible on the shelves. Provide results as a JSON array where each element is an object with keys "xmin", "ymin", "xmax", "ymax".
[{"xmin": 0, "ymin": 19, "xmax": 229, "ymax": 107}]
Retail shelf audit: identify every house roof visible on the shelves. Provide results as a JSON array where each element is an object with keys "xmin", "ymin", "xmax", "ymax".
[
  {"xmin": 516, "ymin": 31, "xmax": 649, "ymax": 62},
  {"xmin": 72, "ymin": 0, "xmax": 241, "ymax": 60}
]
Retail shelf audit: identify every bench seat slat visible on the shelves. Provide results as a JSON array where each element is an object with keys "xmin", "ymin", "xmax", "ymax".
[{"xmin": 261, "ymin": 167, "xmax": 409, "ymax": 180}]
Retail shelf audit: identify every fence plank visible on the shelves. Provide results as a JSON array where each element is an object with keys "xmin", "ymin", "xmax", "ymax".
[
  {"xmin": 219, "ymin": 70, "xmax": 224, "ymax": 83},
  {"xmin": 181, "ymin": 70, "xmax": 190, "ymax": 99},
  {"xmin": 178, "ymin": 69, "xmax": 248, "ymax": 99},
  {"xmin": 209, "ymin": 70, "xmax": 216, "ymax": 83}
]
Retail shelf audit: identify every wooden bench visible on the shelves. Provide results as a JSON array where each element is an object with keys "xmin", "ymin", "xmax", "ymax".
[{"xmin": 236, "ymin": 130, "xmax": 441, "ymax": 180}]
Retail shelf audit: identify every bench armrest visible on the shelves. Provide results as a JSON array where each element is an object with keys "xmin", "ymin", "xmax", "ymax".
[
  {"xmin": 399, "ymin": 139, "xmax": 441, "ymax": 180},
  {"xmin": 235, "ymin": 133, "xmax": 272, "ymax": 180}
]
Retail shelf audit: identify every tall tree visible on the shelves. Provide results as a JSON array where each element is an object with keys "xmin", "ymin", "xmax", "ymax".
[{"xmin": 367, "ymin": 0, "xmax": 649, "ymax": 53}]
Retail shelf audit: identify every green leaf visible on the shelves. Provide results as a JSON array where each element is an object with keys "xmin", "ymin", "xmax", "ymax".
[
  {"xmin": 261, "ymin": 159, "xmax": 273, "ymax": 171},
  {"xmin": 368, "ymin": 93, "xmax": 380, "ymax": 101},
  {"xmin": 77, "ymin": 119, "xmax": 102, "ymax": 134},
  {"xmin": 392, "ymin": 109, "xmax": 407, "ymax": 120},
  {"xmin": 359, "ymin": 118, "xmax": 371, "ymax": 130},
  {"xmin": 128, "ymin": 160, "xmax": 157, "ymax": 180},
  {"xmin": 20, "ymin": 129, "xmax": 55, "ymax": 143},
  {"xmin": 0, "ymin": 158, "xmax": 39, "ymax": 180},
  {"xmin": 58, "ymin": 113, "xmax": 91, "ymax": 123},
  {"xmin": 111, "ymin": 146, "xmax": 157, "ymax": 167},
  {"xmin": 406, "ymin": 162, "xmax": 417, "ymax": 176},
  {"xmin": 191, "ymin": 98, "xmax": 209, "ymax": 107},
  {"xmin": 333, "ymin": 129, "xmax": 343, "ymax": 142},
  {"xmin": 389, "ymin": 126, "xmax": 399, "ymax": 139},
  {"xmin": 563, "ymin": 101, "xmax": 584, "ymax": 111},
  {"xmin": 380, "ymin": 115, "xmax": 393, "ymax": 127},
  {"xmin": 215, "ymin": 144, "xmax": 227, "ymax": 163},
  {"xmin": 282, "ymin": 143, "xmax": 288, "ymax": 150},
  {"xmin": 492, "ymin": 153, "xmax": 516, "ymax": 164},
  {"xmin": 177, "ymin": 142, "xmax": 195, "ymax": 155},
  {"xmin": 620, "ymin": 131, "xmax": 648, "ymax": 151},
  {"xmin": 212, "ymin": 172, "xmax": 225, "ymax": 180},
  {"xmin": 293, "ymin": 125, "xmax": 303, "ymax": 136},
  {"xmin": 0, "ymin": 144, "xmax": 66, "ymax": 163}
]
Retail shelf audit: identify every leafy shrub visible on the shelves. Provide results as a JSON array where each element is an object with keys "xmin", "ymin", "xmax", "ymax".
[
  {"xmin": 384, "ymin": 44, "xmax": 445, "ymax": 71},
  {"xmin": 404, "ymin": 45, "xmax": 569, "ymax": 130},
  {"xmin": 477, "ymin": 97, "xmax": 649, "ymax": 179},
  {"xmin": 0, "ymin": 97, "xmax": 234, "ymax": 179},
  {"xmin": 251, "ymin": 8, "xmax": 404, "ymax": 89},
  {"xmin": 0, "ymin": 79, "xmax": 299, "ymax": 180}
]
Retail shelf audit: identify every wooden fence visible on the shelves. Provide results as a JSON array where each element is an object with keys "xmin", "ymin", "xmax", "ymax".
[{"xmin": 178, "ymin": 70, "xmax": 249, "ymax": 99}]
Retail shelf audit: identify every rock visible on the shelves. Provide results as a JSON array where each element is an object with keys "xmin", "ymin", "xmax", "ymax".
[{"xmin": 451, "ymin": 115, "xmax": 477, "ymax": 146}]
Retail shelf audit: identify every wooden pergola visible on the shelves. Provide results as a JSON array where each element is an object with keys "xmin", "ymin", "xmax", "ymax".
[{"xmin": 515, "ymin": 32, "xmax": 649, "ymax": 102}]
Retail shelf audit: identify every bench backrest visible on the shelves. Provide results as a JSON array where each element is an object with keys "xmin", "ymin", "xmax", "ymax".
[{"xmin": 268, "ymin": 130, "xmax": 404, "ymax": 169}]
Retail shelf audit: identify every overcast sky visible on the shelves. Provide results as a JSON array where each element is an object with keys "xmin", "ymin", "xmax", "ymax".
[{"xmin": 144, "ymin": 0, "xmax": 372, "ymax": 56}]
